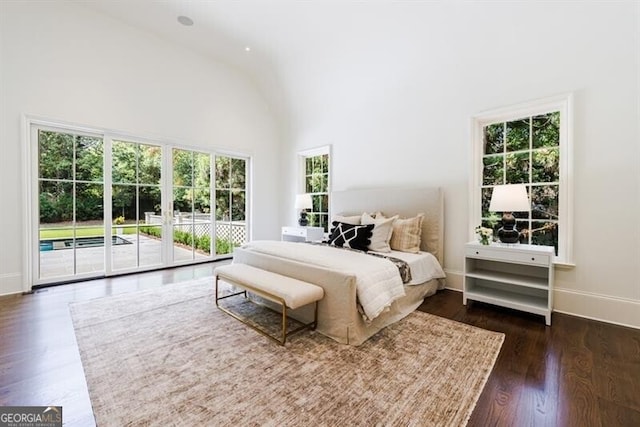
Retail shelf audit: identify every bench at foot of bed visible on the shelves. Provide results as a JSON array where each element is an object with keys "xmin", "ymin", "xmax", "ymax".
[{"xmin": 214, "ymin": 263, "xmax": 325, "ymax": 345}]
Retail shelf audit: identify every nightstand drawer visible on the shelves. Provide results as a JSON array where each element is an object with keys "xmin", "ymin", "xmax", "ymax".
[
  {"xmin": 465, "ymin": 246, "xmax": 550, "ymax": 266},
  {"xmin": 282, "ymin": 227, "xmax": 305, "ymax": 237},
  {"xmin": 281, "ymin": 226, "xmax": 324, "ymax": 242}
]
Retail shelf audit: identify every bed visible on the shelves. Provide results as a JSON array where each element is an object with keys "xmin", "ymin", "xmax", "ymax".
[{"xmin": 232, "ymin": 187, "xmax": 446, "ymax": 345}]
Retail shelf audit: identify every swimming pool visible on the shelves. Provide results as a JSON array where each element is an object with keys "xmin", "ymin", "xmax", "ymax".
[{"xmin": 40, "ymin": 236, "xmax": 131, "ymax": 251}]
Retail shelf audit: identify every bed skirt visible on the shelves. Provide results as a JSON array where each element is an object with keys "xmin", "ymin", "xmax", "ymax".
[{"xmin": 232, "ymin": 247, "xmax": 441, "ymax": 346}]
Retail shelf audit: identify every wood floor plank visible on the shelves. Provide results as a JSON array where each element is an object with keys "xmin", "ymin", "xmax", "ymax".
[{"xmin": 598, "ymin": 396, "xmax": 640, "ymax": 426}]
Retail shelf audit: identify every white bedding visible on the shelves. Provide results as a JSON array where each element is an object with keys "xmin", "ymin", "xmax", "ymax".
[
  {"xmin": 372, "ymin": 250, "xmax": 446, "ymax": 285},
  {"xmin": 240, "ymin": 241, "xmax": 406, "ymax": 321}
]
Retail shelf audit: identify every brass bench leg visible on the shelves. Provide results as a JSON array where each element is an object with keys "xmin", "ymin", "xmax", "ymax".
[
  {"xmin": 282, "ymin": 304, "xmax": 287, "ymax": 345},
  {"xmin": 215, "ymin": 276, "xmax": 247, "ymax": 306}
]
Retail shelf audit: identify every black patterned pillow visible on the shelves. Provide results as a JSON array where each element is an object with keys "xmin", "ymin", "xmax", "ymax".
[{"xmin": 328, "ymin": 222, "xmax": 374, "ymax": 251}]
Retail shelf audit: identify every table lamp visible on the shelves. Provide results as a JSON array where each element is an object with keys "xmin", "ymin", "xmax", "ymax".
[
  {"xmin": 489, "ymin": 184, "xmax": 530, "ymax": 244},
  {"xmin": 295, "ymin": 193, "xmax": 313, "ymax": 226}
]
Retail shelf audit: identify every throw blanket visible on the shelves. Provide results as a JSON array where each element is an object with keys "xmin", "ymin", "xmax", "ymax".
[
  {"xmin": 307, "ymin": 242, "xmax": 412, "ymax": 284},
  {"xmin": 241, "ymin": 241, "xmax": 406, "ymax": 321}
]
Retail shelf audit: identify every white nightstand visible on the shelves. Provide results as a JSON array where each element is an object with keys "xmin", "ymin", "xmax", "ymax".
[
  {"xmin": 463, "ymin": 241, "xmax": 555, "ymax": 325},
  {"xmin": 281, "ymin": 226, "xmax": 324, "ymax": 243}
]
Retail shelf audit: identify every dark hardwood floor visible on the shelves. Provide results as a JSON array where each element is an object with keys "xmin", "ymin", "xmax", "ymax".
[
  {"xmin": 419, "ymin": 290, "xmax": 640, "ymax": 427},
  {"xmin": 1, "ymin": 263, "xmax": 639, "ymax": 426}
]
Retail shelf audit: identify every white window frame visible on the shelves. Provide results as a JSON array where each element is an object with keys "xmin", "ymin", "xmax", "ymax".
[
  {"xmin": 297, "ymin": 145, "xmax": 331, "ymax": 231},
  {"xmin": 469, "ymin": 94, "xmax": 574, "ymax": 266}
]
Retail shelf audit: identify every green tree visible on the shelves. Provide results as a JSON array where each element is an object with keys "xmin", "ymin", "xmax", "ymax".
[{"xmin": 38, "ymin": 131, "xmax": 103, "ymax": 223}]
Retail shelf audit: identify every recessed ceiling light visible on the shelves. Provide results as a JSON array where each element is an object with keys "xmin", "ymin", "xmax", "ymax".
[
  {"xmin": 245, "ymin": 46, "xmax": 251, "ymax": 52},
  {"xmin": 177, "ymin": 16, "xmax": 194, "ymax": 26}
]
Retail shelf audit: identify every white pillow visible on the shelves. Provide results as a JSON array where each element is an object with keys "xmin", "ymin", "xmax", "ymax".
[
  {"xmin": 332, "ymin": 214, "xmax": 361, "ymax": 225},
  {"xmin": 361, "ymin": 212, "xmax": 397, "ymax": 252}
]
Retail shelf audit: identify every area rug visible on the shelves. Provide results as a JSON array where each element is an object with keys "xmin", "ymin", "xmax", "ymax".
[{"xmin": 70, "ymin": 278, "xmax": 504, "ymax": 426}]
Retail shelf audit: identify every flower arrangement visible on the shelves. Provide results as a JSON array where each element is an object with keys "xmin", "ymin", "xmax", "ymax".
[
  {"xmin": 113, "ymin": 216, "xmax": 125, "ymax": 225},
  {"xmin": 475, "ymin": 226, "xmax": 493, "ymax": 245}
]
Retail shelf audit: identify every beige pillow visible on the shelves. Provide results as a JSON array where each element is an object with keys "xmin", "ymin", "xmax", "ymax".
[
  {"xmin": 361, "ymin": 212, "xmax": 397, "ymax": 252},
  {"xmin": 331, "ymin": 214, "xmax": 361, "ymax": 225},
  {"xmin": 385, "ymin": 213, "xmax": 425, "ymax": 253}
]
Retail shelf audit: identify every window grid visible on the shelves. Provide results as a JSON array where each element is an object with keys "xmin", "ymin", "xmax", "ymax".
[
  {"xmin": 481, "ymin": 112, "xmax": 560, "ymax": 253},
  {"xmin": 303, "ymin": 153, "xmax": 330, "ymax": 232}
]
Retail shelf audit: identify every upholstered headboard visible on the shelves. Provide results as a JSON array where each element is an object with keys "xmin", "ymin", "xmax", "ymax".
[{"xmin": 330, "ymin": 187, "xmax": 444, "ymax": 265}]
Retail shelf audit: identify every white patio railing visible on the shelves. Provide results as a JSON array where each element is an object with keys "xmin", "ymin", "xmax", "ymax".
[{"xmin": 144, "ymin": 212, "xmax": 246, "ymax": 245}]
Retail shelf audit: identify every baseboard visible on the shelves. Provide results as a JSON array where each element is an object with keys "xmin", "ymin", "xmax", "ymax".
[
  {"xmin": 554, "ymin": 288, "xmax": 640, "ymax": 330},
  {"xmin": 0, "ymin": 272, "xmax": 24, "ymax": 296},
  {"xmin": 443, "ymin": 269, "xmax": 463, "ymax": 291},
  {"xmin": 442, "ymin": 269, "xmax": 640, "ymax": 330}
]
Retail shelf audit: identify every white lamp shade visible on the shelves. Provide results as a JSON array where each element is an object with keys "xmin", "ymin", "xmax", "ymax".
[
  {"xmin": 294, "ymin": 193, "xmax": 313, "ymax": 210},
  {"xmin": 489, "ymin": 184, "xmax": 530, "ymax": 212}
]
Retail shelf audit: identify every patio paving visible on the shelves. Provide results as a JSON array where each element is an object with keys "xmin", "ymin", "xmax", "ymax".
[{"xmin": 39, "ymin": 234, "xmax": 210, "ymax": 280}]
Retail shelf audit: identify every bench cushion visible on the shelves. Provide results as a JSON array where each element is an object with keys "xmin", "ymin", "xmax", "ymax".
[{"xmin": 215, "ymin": 264, "xmax": 324, "ymax": 310}]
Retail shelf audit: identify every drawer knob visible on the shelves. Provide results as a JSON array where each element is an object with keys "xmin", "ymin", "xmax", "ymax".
[
  {"xmin": 531, "ymin": 257, "xmax": 535, "ymax": 261},
  {"xmin": 475, "ymin": 251, "xmax": 479, "ymax": 255}
]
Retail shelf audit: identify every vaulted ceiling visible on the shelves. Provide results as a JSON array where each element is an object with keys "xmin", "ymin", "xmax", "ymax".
[
  {"xmin": 83, "ymin": 0, "xmax": 619, "ymax": 129},
  {"xmin": 83, "ymin": 0, "xmax": 465, "ymax": 118}
]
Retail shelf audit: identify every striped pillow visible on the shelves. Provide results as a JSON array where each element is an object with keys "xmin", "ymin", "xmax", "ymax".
[{"xmin": 387, "ymin": 214, "xmax": 425, "ymax": 253}]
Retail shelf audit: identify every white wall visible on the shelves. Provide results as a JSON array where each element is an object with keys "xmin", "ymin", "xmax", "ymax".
[
  {"xmin": 0, "ymin": 2, "xmax": 282, "ymax": 295},
  {"xmin": 280, "ymin": 2, "xmax": 640, "ymax": 328}
]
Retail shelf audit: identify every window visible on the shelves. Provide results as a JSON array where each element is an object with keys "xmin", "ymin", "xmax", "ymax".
[
  {"xmin": 471, "ymin": 95, "xmax": 573, "ymax": 264},
  {"xmin": 299, "ymin": 146, "xmax": 330, "ymax": 232}
]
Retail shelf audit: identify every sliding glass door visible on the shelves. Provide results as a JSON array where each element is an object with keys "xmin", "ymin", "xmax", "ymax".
[
  {"xmin": 214, "ymin": 155, "xmax": 248, "ymax": 256},
  {"xmin": 172, "ymin": 148, "xmax": 212, "ymax": 262},
  {"xmin": 38, "ymin": 129, "xmax": 105, "ymax": 281},
  {"xmin": 111, "ymin": 140, "xmax": 163, "ymax": 271},
  {"xmin": 32, "ymin": 123, "xmax": 250, "ymax": 286},
  {"xmin": 170, "ymin": 151, "xmax": 249, "ymax": 261}
]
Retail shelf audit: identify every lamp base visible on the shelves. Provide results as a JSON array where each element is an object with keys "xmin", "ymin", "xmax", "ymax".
[
  {"xmin": 298, "ymin": 211, "xmax": 308, "ymax": 227},
  {"xmin": 497, "ymin": 212, "xmax": 520, "ymax": 244},
  {"xmin": 497, "ymin": 227, "xmax": 520, "ymax": 243}
]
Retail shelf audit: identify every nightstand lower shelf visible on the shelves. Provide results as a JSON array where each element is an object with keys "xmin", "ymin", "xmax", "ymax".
[
  {"xmin": 466, "ymin": 268, "xmax": 548, "ymax": 289},
  {"xmin": 465, "ymin": 282, "xmax": 548, "ymax": 314}
]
